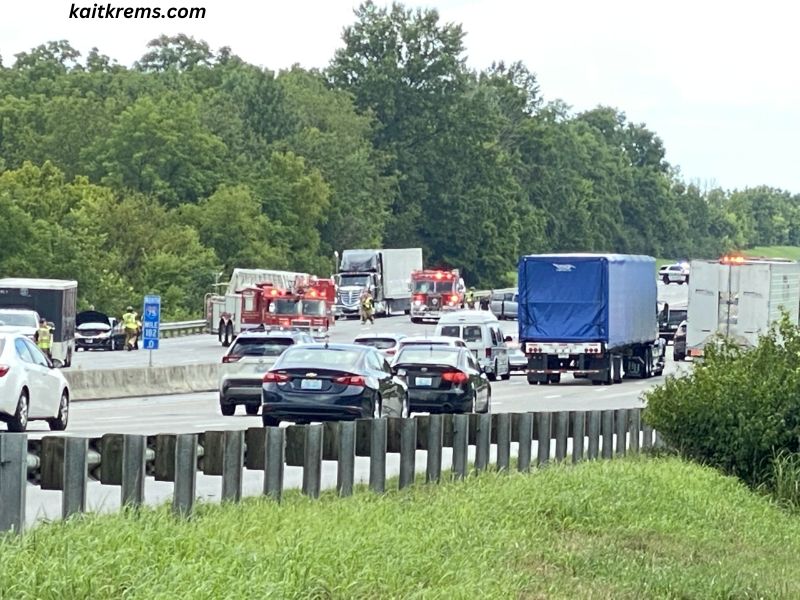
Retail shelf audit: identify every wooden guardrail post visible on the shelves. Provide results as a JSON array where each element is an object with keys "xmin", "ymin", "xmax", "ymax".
[
  {"xmin": 399, "ymin": 417, "xmax": 417, "ymax": 489},
  {"xmin": 587, "ymin": 410, "xmax": 601, "ymax": 459},
  {"xmin": 495, "ymin": 413, "xmax": 511, "ymax": 472},
  {"xmin": 302, "ymin": 425, "xmax": 323, "ymax": 499},
  {"xmin": 516, "ymin": 412, "xmax": 533, "ymax": 472},
  {"xmin": 615, "ymin": 408, "xmax": 628, "ymax": 456},
  {"xmin": 474, "ymin": 413, "xmax": 491, "ymax": 473},
  {"xmin": 629, "ymin": 408, "xmax": 641, "ymax": 453},
  {"xmin": 337, "ymin": 421, "xmax": 357, "ymax": 497},
  {"xmin": 426, "ymin": 414, "xmax": 443, "ymax": 483},
  {"xmin": 601, "ymin": 410, "xmax": 614, "ymax": 459},
  {"xmin": 0, "ymin": 434, "xmax": 27, "ymax": 534},
  {"xmin": 264, "ymin": 427, "xmax": 285, "ymax": 502},
  {"xmin": 572, "ymin": 411, "xmax": 585, "ymax": 464},
  {"xmin": 173, "ymin": 434, "xmax": 198, "ymax": 517},
  {"xmin": 537, "ymin": 412, "xmax": 551, "ymax": 466},
  {"xmin": 555, "ymin": 411, "xmax": 568, "ymax": 462},
  {"xmin": 452, "ymin": 414, "xmax": 469, "ymax": 479},
  {"xmin": 369, "ymin": 418, "xmax": 388, "ymax": 493}
]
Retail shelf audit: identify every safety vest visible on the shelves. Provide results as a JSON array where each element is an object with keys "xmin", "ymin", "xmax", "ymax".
[
  {"xmin": 466, "ymin": 291, "xmax": 474, "ymax": 302},
  {"xmin": 362, "ymin": 297, "xmax": 374, "ymax": 311},
  {"xmin": 37, "ymin": 326, "xmax": 52, "ymax": 349},
  {"xmin": 123, "ymin": 312, "xmax": 138, "ymax": 329}
]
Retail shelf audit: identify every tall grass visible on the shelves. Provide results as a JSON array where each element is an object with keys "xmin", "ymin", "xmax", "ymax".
[{"xmin": 2, "ymin": 457, "xmax": 800, "ymax": 599}]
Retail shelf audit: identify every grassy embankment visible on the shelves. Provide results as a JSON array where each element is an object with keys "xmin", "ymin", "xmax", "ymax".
[{"xmin": 1, "ymin": 457, "xmax": 799, "ymax": 599}]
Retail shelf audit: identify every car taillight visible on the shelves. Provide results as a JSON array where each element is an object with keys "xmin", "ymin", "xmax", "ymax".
[
  {"xmin": 334, "ymin": 375, "xmax": 366, "ymax": 386},
  {"xmin": 263, "ymin": 372, "xmax": 290, "ymax": 383},
  {"xmin": 222, "ymin": 356, "xmax": 241, "ymax": 363},
  {"xmin": 486, "ymin": 348, "xmax": 492, "ymax": 358},
  {"xmin": 0, "ymin": 365, "xmax": 9, "ymax": 377},
  {"xmin": 442, "ymin": 371, "xmax": 468, "ymax": 384},
  {"xmin": 385, "ymin": 349, "xmax": 395, "ymax": 355}
]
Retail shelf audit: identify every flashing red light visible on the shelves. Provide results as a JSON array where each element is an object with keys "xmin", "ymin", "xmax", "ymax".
[
  {"xmin": 435, "ymin": 272, "xmax": 443, "ymax": 280},
  {"xmin": 441, "ymin": 371, "xmax": 468, "ymax": 384},
  {"xmin": 270, "ymin": 289, "xmax": 280, "ymax": 297},
  {"xmin": 720, "ymin": 255, "xmax": 746, "ymax": 265},
  {"xmin": 263, "ymin": 372, "xmax": 290, "ymax": 383},
  {"xmin": 334, "ymin": 374, "xmax": 366, "ymax": 386},
  {"xmin": 414, "ymin": 294, "xmax": 425, "ymax": 302},
  {"xmin": 308, "ymin": 290, "xmax": 318, "ymax": 298},
  {"xmin": 450, "ymin": 294, "xmax": 459, "ymax": 303}
]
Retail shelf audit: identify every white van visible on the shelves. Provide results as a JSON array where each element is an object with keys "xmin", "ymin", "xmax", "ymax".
[{"xmin": 434, "ymin": 311, "xmax": 511, "ymax": 380}]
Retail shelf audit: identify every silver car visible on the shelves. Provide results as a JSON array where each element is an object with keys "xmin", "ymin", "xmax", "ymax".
[
  {"xmin": 489, "ymin": 289, "xmax": 518, "ymax": 320},
  {"xmin": 353, "ymin": 333, "xmax": 407, "ymax": 359}
]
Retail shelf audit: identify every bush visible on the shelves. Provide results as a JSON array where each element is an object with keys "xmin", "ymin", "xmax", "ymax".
[{"xmin": 643, "ymin": 315, "xmax": 800, "ymax": 488}]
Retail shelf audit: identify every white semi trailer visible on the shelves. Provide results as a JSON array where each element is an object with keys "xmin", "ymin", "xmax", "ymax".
[{"xmin": 686, "ymin": 256, "xmax": 800, "ymax": 358}]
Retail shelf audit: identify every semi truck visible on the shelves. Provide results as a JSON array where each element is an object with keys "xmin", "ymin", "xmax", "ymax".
[
  {"xmin": 409, "ymin": 268, "xmax": 466, "ymax": 323},
  {"xmin": 333, "ymin": 248, "xmax": 422, "ymax": 318},
  {"xmin": 686, "ymin": 255, "xmax": 800, "ymax": 359},
  {"xmin": 0, "ymin": 278, "xmax": 78, "ymax": 366},
  {"xmin": 518, "ymin": 254, "xmax": 664, "ymax": 385},
  {"xmin": 206, "ymin": 268, "xmax": 308, "ymax": 346}
]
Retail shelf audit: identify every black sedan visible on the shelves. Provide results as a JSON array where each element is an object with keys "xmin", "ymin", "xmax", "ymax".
[
  {"xmin": 391, "ymin": 345, "xmax": 491, "ymax": 414},
  {"xmin": 261, "ymin": 343, "xmax": 409, "ymax": 426}
]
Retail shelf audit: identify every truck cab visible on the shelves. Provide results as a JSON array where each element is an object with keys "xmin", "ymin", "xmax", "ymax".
[{"xmin": 409, "ymin": 269, "xmax": 465, "ymax": 323}]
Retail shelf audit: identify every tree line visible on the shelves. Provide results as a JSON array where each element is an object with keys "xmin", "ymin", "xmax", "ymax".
[{"xmin": 0, "ymin": 1, "xmax": 797, "ymax": 319}]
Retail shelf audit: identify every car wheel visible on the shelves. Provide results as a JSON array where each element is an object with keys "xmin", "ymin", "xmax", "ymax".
[
  {"xmin": 673, "ymin": 351, "xmax": 685, "ymax": 362},
  {"xmin": 500, "ymin": 362, "xmax": 511, "ymax": 381},
  {"xmin": 662, "ymin": 275, "xmax": 670, "ymax": 285},
  {"xmin": 220, "ymin": 403, "xmax": 236, "ymax": 416},
  {"xmin": 7, "ymin": 390, "xmax": 30, "ymax": 433},
  {"xmin": 48, "ymin": 390, "xmax": 69, "ymax": 431},
  {"xmin": 245, "ymin": 404, "xmax": 259, "ymax": 416},
  {"xmin": 262, "ymin": 415, "xmax": 280, "ymax": 427},
  {"xmin": 487, "ymin": 360, "xmax": 498, "ymax": 382}
]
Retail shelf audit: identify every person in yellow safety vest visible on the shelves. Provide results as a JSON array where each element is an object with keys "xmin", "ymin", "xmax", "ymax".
[
  {"xmin": 35, "ymin": 318, "xmax": 52, "ymax": 359},
  {"xmin": 360, "ymin": 291, "xmax": 375, "ymax": 325},
  {"xmin": 122, "ymin": 306, "xmax": 138, "ymax": 351},
  {"xmin": 465, "ymin": 288, "xmax": 476, "ymax": 309}
]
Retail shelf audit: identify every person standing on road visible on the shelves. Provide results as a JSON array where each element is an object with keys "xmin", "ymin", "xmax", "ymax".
[
  {"xmin": 122, "ymin": 306, "xmax": 138, "ymax": 351},
  {"xmin": 465, "ymin": 287, "xmax": 476, "ymax": 309},
  {"xmin": 360, "ymin": 290, "xmax": 375, "ymax": 325},
  {"xmin": 35, "ymin": 318, "xmax": 52, "ymax": 359}
]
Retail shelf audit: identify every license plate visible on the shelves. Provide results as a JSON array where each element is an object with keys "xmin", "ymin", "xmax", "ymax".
[
  {"xmin": 558, "ymin": 353, "xmax": 569, "ymax": 358},
  {"xmin": 416, "ymin": 377, "xmax": 432, "ymax": 386},
  {"xmin": 300, "ymin": 379, "xmax": 322, "ymax": 390}
]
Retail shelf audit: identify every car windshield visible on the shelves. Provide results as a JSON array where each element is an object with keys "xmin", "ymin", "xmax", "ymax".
[
  {"xmin": 355, "ymin": 338, "xmax": 398, "ymax": 350},
  {"xmin": 439, "ymin": 325, "xmax": 461, "ymax": 338},
  {"xmin": 300, "ymin": 300, "xmax": 326, "ymax": 316},
  {"xmin": 413, "ymin": 281, "xmax": 455, "ymax": 294},
  {"xmin": 395, "ymin": 347, "xmax": 460, "ymax": 367},
  {"xmin": 0, "ymin": 311, "xmax": 37, "ymax": 328},
  {"xmin": 338, "ymin": 274, "xmax": 371, "ymax": 287},
  {"xmin": 274, "ymin": 299, "xmax": 299, "ymax": 314},
  {"xmin": 668, "ymin": 310, "xmax": 687, "ymax": 326},
  {"xmin": 229, "ymin": 337, "xmax": 295, "ymax": 358},
  {"xmin": 279, "ymin": 347, "xmax": 363, "ymax": 368}
]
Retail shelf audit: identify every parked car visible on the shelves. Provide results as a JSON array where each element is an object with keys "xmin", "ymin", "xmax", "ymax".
[
  {"xmin": 659, "ymin": 262, "xmax": 690, "ymax": 285},
  {"xmin": 673, "ymin": 320, "xmax": 687, "ymax": 361},
  {"xmin": 658, "ymin": 303, "xmax": 688, "ymax": 342},
  {"xmin": 75, "ymin": 310, "xmax": 126, "ymax": 351},
  {"xmin": 507, "ymin": 347, "xmax": 527, "ymax": 372},
  {"xmin": 219, "ymin": 329, "xmax": 315, "ymax": 416},
  {"xmin": 353, "ymin": 333, "xmax": 407, "ymax": 358},
  {"xmin": 261, "ymin": 343, "xmax": 409, "ymax": 426},
  {"xmin": 392, "ymin": 345, "xmax": 491, "ymax": 414},
  {"xmin": 489, "ymin": 288, "xmax": 518, "ymax": 320},
  {"xmin": 0, "ymin": 308, "xmax": 40, "ymax": 339},
  {"xmin": 0, "ymin": 332, "xmax": 70, "ymax": 431}
]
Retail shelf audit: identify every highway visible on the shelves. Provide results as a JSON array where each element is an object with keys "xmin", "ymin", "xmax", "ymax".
[
  {"xmin": 20, "ymin": 281, "xmax": 690, "ymax": 526},
  {"xmin": 69, "ymin": 281, "xmax": 688, "ymax": 371}
]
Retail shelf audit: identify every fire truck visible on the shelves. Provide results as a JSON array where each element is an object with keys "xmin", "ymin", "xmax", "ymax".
[
  {"xmin": 409, "ymin": 269, "xmax": 466, "ymax": 323},
  {"xmin": 206, "ymin": 269, "xmax": 308, "ymax": 346},
  {"xmin": 265, "ymin": 276, "xmax": 336, "ymax": 338}
]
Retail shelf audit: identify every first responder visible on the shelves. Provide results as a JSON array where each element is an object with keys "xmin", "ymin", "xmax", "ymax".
[
  {"xmin": 465, "ymin": 287, "xmax": 476, "ymax": 309},
  {"xmin": 122, "ymin": 306, "xmax": 138, "ymax": 351},
  {"xmin": 35, "ymin": 318, "xmax": 52, "ymax": 359},
  {"xmin": 360, "ymin": 290, "xmax": 375, "ymax": 325}
]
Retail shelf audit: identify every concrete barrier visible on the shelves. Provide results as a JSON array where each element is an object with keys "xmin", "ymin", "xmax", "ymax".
[{"xmin": 64, "ymin": 363, "xmax": 218, "ymax": 401}]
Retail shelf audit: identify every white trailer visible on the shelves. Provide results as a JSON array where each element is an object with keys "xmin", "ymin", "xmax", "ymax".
[
  {"xmin": 206, "ymin": 268, "xmax": 309, "ymax": 346},
  {"xmin": 686, "ymin": 257, "xmax": 800, "ymax": 358}
]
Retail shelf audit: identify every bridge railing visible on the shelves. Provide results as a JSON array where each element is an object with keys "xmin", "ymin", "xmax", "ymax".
[{"xmin": 0, "ymin": 408, "xmax": 662, "ymax": 535}]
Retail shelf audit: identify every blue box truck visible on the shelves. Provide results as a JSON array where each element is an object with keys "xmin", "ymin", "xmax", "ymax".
[{"xmin": 518, "ymin": 254, "xmax": 664, "ymax": 385}]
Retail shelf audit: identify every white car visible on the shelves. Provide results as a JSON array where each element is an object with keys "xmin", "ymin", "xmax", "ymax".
[
  {"xmin": 353, "ymin": 333, "xmax": 407, "ymax": 358},
  {"xmin": 0, "ymin": 332, "xmax": 70, "ymax": 432},
  {"xmin": 0, "ymin": 308, "xmax": 40, "ymax": 339},
  {"xmin": 219, "ymin": 329, "xmax": 315, "ymax": 416},
  {"xmin": 659, "ymin": 263, "xmax": 690, "ymax": 285}
]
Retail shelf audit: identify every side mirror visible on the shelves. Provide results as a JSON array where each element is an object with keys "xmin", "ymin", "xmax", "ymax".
[{"xmin": 51, "ymin": 358, "xmax": 64, "ymax": 369}]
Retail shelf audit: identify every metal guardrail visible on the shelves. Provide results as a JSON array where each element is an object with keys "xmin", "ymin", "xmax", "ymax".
[
  {"xmin": 159, "ymin": 320, "xmax": 208, "ymax": 338},
  {"xmin": 0, "ymin": 409, "xmax": 663, "ymax": 535}
]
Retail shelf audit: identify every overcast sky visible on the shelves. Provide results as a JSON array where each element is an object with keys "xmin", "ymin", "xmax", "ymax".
[{"xmin": 2, "ymin": 0, "xmax": 798, "ymax": 193}]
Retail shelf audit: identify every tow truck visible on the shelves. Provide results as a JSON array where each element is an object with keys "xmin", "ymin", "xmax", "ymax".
[
  {"xmin": 265, "ymin": 276, "xmax": 336, "ymax": 338},
  {"xmin": 409, "ymin": 269, "xmax": 466, "ymax": 323}
]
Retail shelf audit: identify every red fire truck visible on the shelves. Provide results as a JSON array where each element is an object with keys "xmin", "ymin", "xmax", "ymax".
[
  {"xmin": 207, "ymin": 282, "xmax": 284, "ymax": 346},
  {"xmin": 265, "ymin": 276, "xmax": 336, "ymax": 337},
  {"xmin": 409, "ymin": 269, "xmax": 466, "ymax": 323}
]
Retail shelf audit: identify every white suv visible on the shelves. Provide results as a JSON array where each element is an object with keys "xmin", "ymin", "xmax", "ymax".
[
  {"xmin": 659, "ymin": 262, "xmax": 690, "ymax": 285},
  {"xmin": 219, "ymin": 329, "xmax": 315, "ymax": 416}
]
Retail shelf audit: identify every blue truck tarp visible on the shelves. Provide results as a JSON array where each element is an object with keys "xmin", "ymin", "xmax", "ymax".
[{"xmin": 518, "ymin": 254, "xmax": 658, "ymax": 349}]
